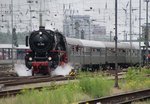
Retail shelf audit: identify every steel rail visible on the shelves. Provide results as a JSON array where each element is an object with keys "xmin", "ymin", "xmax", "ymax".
[
  {"xmin": 79, "ymin": 88, "xmax": 150, "ymax": 104},
  {"xmin": 0, "ymin": 76, "xmax": 75, "ymax": 87},
  {"xmin": 0, "ymin": 75, "xmax": 51, "ymax": 81},
  {"xmin": 0, "ymin": 86, "xmax": 44, "ymax": 97},
  {"xmin": 3, "ymin": 76, "xmax": 75, "ymax": 86}
]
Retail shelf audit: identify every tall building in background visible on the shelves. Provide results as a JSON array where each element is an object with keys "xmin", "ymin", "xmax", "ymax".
[
  {"xmin": 63, "ymin": 15, "xmax": 108, "ymax": 40},
  {"xmin": 63, "ymin": 15, "xmax": 91, "ymax": 39},
  {"xmin": 91, "ymin": 24, "xmax": 106, "ymax": 41}
]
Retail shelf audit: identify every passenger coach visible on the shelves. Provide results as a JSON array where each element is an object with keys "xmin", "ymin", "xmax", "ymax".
[{"xmin": 66, "ymin": 38, "xmax": 141, "ymax": 71}]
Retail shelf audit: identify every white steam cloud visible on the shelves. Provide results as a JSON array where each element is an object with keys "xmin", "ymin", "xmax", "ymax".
[
  {"xmin": 14, "ymin": 64, "xmax": 32, "ymax": 76},
  {"xmin": 51, "ymin": 63, "xmax": 73, "ymax": 76},
  {"xmin": 14, "ymin": 62, "xmax": 73, "ymax": 77}
]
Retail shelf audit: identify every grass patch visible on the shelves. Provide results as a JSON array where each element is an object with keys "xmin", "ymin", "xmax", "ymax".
[
  {"xmin": 0, "ymin": 75, "xmax": 113, "ymax": 104},
  {"xmin": 141, "ymin": 68, "xmax": 150, "ymax": 74},
  {"xmin": 121, "ymin": 67, "xmax": 150, "ymax": 91},
  {"xmin": 79, "ymin": 76, "xmax": 113, "ymax": 98},
  {"xmin": 15, "ymin": 83, "xmax": 87, "ymax": 104},
  {"xmin": 132, "ymin": 100, "xmax": 150, "ymax": 104},
  {"xmin": 2, "ymin": 67, "xmax": 149, "ymax": 104}
]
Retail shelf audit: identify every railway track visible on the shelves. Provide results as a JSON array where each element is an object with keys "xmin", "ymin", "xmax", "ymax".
[
  {"xmin": 0, "ymin": 77, "xmax": 75, "ymax": 98},
  {"xmin": 0, "ymin": 75, "xmax": 50, "ymax": 81},
  {"xmin": 0, "ymin": 76, "xmax": 76, "ymax": 97},
  {"xmin": 79, "ymin": 88, "xmax": 150, "ymax": 104},
  {"xmin": 1, "ymin": 71, "xmax": 148, "ymax": 88},
  {"xmin": 0, "ymin": 86, "xmax": 45, "ymax": 97},
  {"xmin": 0, "ymin": 76, "xmax": 52, "ymax": 84},
  {"xmin": 4, "ymin": 76, "xmax": 75, "ymax": 86},
  {"xmin": 0, "ymin": 74, "xmax": 124, "ymax": 98},
  {"xmin": 0, "ymin": 75, "xmax": 57, "ymax": 83},
  {"xmin": 0, "ymin": 76, "xmax": 76, "ymax": 92},
  {"xmin": 0, "ymin": 72, "xmax": 123, "ymax": 90}
]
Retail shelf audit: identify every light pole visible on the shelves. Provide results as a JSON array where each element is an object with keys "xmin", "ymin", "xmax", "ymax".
[
  {"xmin": 144, "ymin": 0, "xmax": 149, "ymax": 65},
  {"xmin": 130, "ymin": 0, "xmax": 132, "ymax": 64},
  {"xmin": 27, "ymin": 0, "xmax": 33, "ymax": 32},
  {"xmin": 114, "ymin": 0, "xmax": 119, "ymax": 88},
  {"xmin": 11, "ymin": 0, "xmax": 14, "ymax": 69},
  {"xmin": 39, "ymin": 0, "xmax": 43, "ymax": 27},
  {"xmin": 139, "ymin": 0, "xmax": 142, "ymax": 68}
]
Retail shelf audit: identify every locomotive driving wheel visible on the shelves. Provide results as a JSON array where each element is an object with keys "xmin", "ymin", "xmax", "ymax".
[
  {"xmin": 48, "ymin": 67, "xmax": 51, "ymax": 76},
  {"xmin": 31, "ymin": 67, "xmax": 34, "ymax": 76}
]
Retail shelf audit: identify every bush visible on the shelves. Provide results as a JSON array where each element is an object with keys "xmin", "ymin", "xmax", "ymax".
[
  {"xmin": 79, "ymin": 76, "xmax": 113, "ymax": 98},
  {"xmin": 141, "ymin": 68, "xmax": 150, "ymax": 74},
  {"xmin": 14, "ymin": 83, "xmax": 86, "ymax": 104},
  {"xmin": 122, "ymin": 67, "xmax": 150, "ymax": 91}
]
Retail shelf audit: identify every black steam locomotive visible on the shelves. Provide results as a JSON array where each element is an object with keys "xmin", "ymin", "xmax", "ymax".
[{"xmin": 25, "ymin": 26, "xmax": 68, "ymax": 76}]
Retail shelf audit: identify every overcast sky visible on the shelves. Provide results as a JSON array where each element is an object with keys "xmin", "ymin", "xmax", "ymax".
[{"xmin": 0, "ymin": 0, "xmax": 148, "ymax": 40}]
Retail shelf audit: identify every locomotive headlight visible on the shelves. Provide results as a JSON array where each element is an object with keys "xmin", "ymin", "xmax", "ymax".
[
  {"xmin": 39, "ymin": 31, "xmax": 42, "ymax": 34},
  {"xmin": 48, "ymin": 57, "xmax": 52, "ymax": 61},
  {"xmin": 29, "ymin": 57, "xmax": 32, "ymax": 61}
]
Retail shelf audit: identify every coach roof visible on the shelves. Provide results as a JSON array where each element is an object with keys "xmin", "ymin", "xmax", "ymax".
[
  {"xmin": 80, "ymin": 39, "xmax": 105, "ymax": 48},
  {"xmin": 66, "ymin": 38, "xmax": 83, "ymax": 46}
]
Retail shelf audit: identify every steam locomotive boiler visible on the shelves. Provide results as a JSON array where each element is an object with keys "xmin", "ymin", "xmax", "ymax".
[{"xmin": 25, "ymin": 26, "xmax": 68, "ymax": 76}]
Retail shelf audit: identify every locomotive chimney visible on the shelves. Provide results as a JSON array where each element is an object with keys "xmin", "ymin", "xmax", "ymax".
[{"xmin": 39, "ymin": 26, "xmax": 45, "ymax": 30}]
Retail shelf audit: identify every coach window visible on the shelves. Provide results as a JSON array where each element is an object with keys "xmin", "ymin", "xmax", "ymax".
[
  {"xmin": 118, "ymin": 49, "xmax": 120, "ymax": 53},
  {"xmin": 128, "ymin": 50, "xmax": 130, "ymax": 55},
  {"xmin": 7, "ymin": 49, "xmax": 10, "ymax": 59},
  {"xmin": 134, "ymin": 50, "xmax": 137, "ymax": 56},
  {"xmin": 126, "ymin": 50, "xmax": 129, "ymax": 55},
  {"xmin": 120, "ymin": 49, "xmax": 123, "ymax": 52},
  {"xmin": 92, "ymin": 48, "xmax": 94, "ymax": 52},
  {"xmin": 80, "ymin": 47, "xmax": 83, "ymax": 55},
  {"xmin": 71, "ymin": 46, "xmax": 75, "ymax": 54},
  {"xmin": 132, "ymin": 50, "xmax": 134, "ymax": 54},
  {"xmin": 85, "ymin": 47, "xmax": 90, "ymax": 56},
  {"xmin": 93, "ymin": 48, "xmax": 99, "ymax": 55},
  {"xmin": 118, "ymin": 49, "xmax": 120, "ymax": 55},
  {"xmin": 133, "ymin": 50, "xmax": 134, "ymax": 55},
  {"xmin": 0, "ymin": 49, "xmax": 2, "ymax": 60},
  {"xmin": 3, "ymin": 49, "xmax": 6, "ymax": 60},
  {"xmin": 117, "ymin": 49, "xmax": 120, "ymax": 55},
  {"xmin": 130, "ymin": 50, "xmax": 132, "ymax": 54},
  {"xmin": 132, "ymin": 50, "xmax": 134, "ymax": 55},
  {"xmin": 135, "ymin": 50, "xmax": 138, "ymax": 56},
  {"xmin": 76, "ymin": 45, "xmax": 79, "ymax": 52},
  {"xmin": 17, "ymin": 49, "xmax": 24, "ymax": 59},
  {"xmin": 72, "ymin": 46, "xmax": 74, "ymax": 51},
  {"xmin": 109, "ymin": 48, "xmax": 115, "ymax": 55},
  {"xmin": 6, "ymin": 49, "xmax": 9, "ymax": 59},
  {"xmin": 97, "ymin": 49, "xmax": 100, "ymax": 53},
  {"xmin": 132, "ymin": 50, "xmax": 135, "ymax": 55},
  {"xmin": 97, "ymin": 49, "xmax": 100, "ymax": 52},
  {"xmin": 86, "ymin": 47, "xmax": 90, "ymax": 52},
  {"xmin": 101, "ymin": 48, "xmax": 105, "ymax": 56},
  {"xmin": 137, "ymin": 50, "xmax": 139, "ymax": 55},
  {"xmin": 135, "ymin": 50, "xmax": 137, "ymax": 56},
  {"xmin": 6, "ymin": 49, "xmax": 10, "ymax": 59}
]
